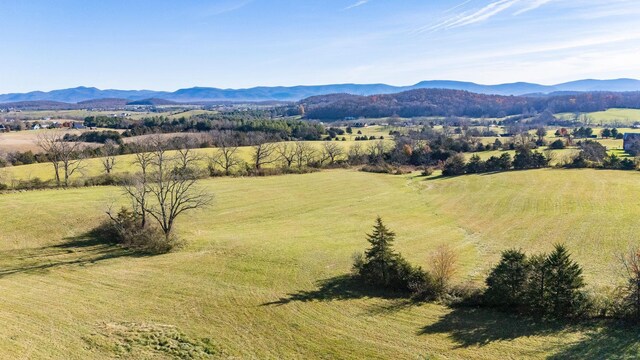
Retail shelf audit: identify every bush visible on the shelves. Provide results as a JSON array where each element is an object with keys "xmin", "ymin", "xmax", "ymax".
[
  {"xmin": 420, "ymin": 167, "xmax": 434, "ymax": 176},
  {"xmin": 442, "ymin": 154, "xmax": 466, "ymax": 176},
  {"xmin": 14, "ymin": 177, "xmax": 50, "ymax": 190},
  {"xmin": 0, "ymin": 183, "xmax": 7, "ymax": 191},
  {"xmin": 360, "ymin": 164, "xmax": 405, "ymax": 175},
  {"xmin": 549, "ymin": 139, "xmax": 566, "ymax": 149},
  {"xmin": 97, "ymin": 207, "xmax": 175, "ymax": 254}
]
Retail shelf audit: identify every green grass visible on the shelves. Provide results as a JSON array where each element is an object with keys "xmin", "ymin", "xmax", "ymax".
[
  {"xmin": 0, "ymin": 169, "xmax": 639, "ymax": 358},
  {"xmin": 556, "ymin": 108, "xmax": 640, "ymax": 126},
  {"xmin": 0, "ymin": 141, "xmax": 340, "ymax": 184}
]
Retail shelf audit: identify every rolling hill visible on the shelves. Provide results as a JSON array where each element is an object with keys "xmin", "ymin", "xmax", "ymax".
[{"xmin": 2, "ymin": 79, "xmax": 640, "ymax": 103}]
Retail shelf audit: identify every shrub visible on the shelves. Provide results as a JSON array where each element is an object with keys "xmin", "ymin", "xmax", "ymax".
[
  {"xmin": 14, "ymin": 177, "xmax": 50, "ymax": 190},
  {"xmin": 360, "ymin": 164, "xmax": 402, "ymax": 174},
  {"xmin": 431, "ymin": 245, "xmax": 457, "ymax": 292},
  {"xmin": 98, "ymin": 207, "xmax": 175, "ymax": 254},
  {"xmin": 420, "ymin": 167, "xmax": 434, "ymax": 176}
]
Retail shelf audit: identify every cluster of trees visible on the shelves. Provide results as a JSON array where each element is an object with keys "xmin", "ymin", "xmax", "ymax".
[
  {"xmin": 485, "ymin": 246, "xmax": 587, "ymax": 318},
  {"xmin": 85, "ymin": 113, "xmax": 326, "ymax": 141},
  {"xmin": 300, "ymin": 89, "xmax": 640, "ymax": 120},
  {"xmin": 601, "ymin": 128, "xmax": 624, "ymax": 139},
  {"xmin": 354, "ymin": 219, "xmax": 640, "ymax": 322},
  {"xmin": 62, "ymin": 130, "xmax": 123, "ymax": 144},
  {"xmin": 571, "ymin": 126, "xmax": 595, "ymax": 139},
  {"xmin": 354, "ymin": 135, "xmax": 383, "ymax": 141},
  {"xmin": 566, "ymin": 141, "xmax": 636, "ymax": 170},
  {"xmin": 442, "ymin": 148, "xmax": 548, "ymax": 176}
]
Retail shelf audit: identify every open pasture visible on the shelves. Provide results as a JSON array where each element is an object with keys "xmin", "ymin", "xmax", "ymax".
[{"xmin": 0, "ymin": 169, "xmax": 639, "ymax": 358}]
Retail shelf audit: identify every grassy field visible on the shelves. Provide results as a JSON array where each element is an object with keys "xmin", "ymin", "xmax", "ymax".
[
  {"xmin": 0, "ymin": 129, "xmax": 118, "ymax": 153},
  {"xmin": 0, "ymin": 169, "xmax": 639, "ymax": 358},
  {"xmin": 556, "ymin": 108, "xmax": 640, "ymax": 126},
  {"xmin": 0, "ymin": 139, "xmax": 392, "ymax": 185}
]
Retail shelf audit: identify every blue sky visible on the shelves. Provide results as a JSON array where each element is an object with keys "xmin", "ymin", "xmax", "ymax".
[{"xmin": 1, "ymin": 0, "xmax": 639, "ymax": 92}]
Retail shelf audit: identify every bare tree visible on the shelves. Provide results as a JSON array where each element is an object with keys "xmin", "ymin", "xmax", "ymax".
[
  {"xmin": 37, "ymin": 132, "xmax": 85, "ymax": 187},
  {"xmin": 321, "ymin": 141, "xmax": 345, "ymax": 165},
  {"xmin": 294, "ymin": 141, "xmax": 316, "ymax": 168},
  {"xmin": 210, "ymin": 135, "xmax": 242, "ymax": 175},
  {"xmin": 618, "ymin": 248, "xmax": 640, "ymax": 320},
  {"xmin": 252, "ymin": 142, "xmax": 279, "ymax": 170},
  {"xmin": 124, "ymin": 137, "xmax": 212, "ymax": 240},
  {"xmin": 277, "ymin": 142, "xmax": 296, "ymax": 168},
  {"xmin": 174, "ymin": 138, "xmax": 205, "ymax": 174},
  {"xmin": 100, "ymin": 139, "xmax": 119, "ymax": 175},
  {"xmin": 431, "ymin": 245, "xmax": 458, "ymax": 290},
  {"xmin": 347, "ymin": 142, "xmax": 365, "ymax": 165},
  {"xmin": 367, "ymin": 140, "xmax": 387, "ymax": 164},
  {"xmin": 124, "ymin": 138, "xmax": 155, "ymax": 227}
]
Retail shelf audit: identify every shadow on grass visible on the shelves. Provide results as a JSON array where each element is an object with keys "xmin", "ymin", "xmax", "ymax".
[
  {"xmin": 0, "ymin": 230, "xmax": 149, "ymax": 278},
  {"xmin": 419, "ymin": 307, "xmax": 640, "ymax": 358},
  {"xmin": 261, "ymin": 275, "xmax": 411, "ymax": 306},
  {"xmin": 548, "ymin": 323, "xmax": 640, "ymax": 359},
  {"xmin": 418, "ymin": 307, "xmax": 568, "ymax": 348}
]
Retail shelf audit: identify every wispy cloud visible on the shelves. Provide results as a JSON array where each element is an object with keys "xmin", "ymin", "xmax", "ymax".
[
  {"xmin": 417, "ymin": 0, "xmax": 560, "ymax": 33},
  {"xmin": 344, "ymin": 0, "xmax": 370, "ymax": 10},
  {"xmin": 443, "ymin": 0, "xmax": 519, "ymax": 28},
  {"xmin": 513, "ymin": 0, "xmax": 554, "ymax": 15},
  {"xmin": 200, "ymin": 0, "xmax": 253, "ymax": 17}
]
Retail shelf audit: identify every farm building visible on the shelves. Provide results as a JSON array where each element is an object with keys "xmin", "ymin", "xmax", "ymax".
[{"xmin": 623, "ymin": 133, "xmax": 640, "ymax": 155}]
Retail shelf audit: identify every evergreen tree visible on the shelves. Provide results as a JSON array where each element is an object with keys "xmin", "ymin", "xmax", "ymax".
[
  {"xmin": 485, "ymin": 249, "xmax": 530, "ymax": 308},
  {"xmin": 442, "ymin": 154, "xmax": 466, "ymax": 176},
  {"xmin": 544, "ymin": 244, "xmax": 586, "ymax": 318},
  {"xmin": 524, "ymin": 253, "xmax": 549, "ymax": 314},
  {"xmin": 466, "ymin": 154, "xmax": 485, "ymax": 174},
  {"xmin": 361, "ymin": 217, "xmax": 399, "ymax": 287}
]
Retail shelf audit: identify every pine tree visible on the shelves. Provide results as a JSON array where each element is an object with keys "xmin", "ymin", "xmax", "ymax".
[
  {"xmin": 544, "ymin": 244, "xmax": 585, "ymax": 318},
  {"xmin": 362, "ymin": 217, "xmax": 399, "ymax": 287},
  {"xmin": 524, "ymin": 253, "xmax": 549, "ymax": 314},
  {"xmin": 485, "ymin": 249, "xmax": 530, "ymax": 308}
]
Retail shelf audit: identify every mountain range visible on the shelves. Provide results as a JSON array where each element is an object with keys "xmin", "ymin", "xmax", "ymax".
[{"xmin": 2, "ymin": 79, "xmax": 640, "ymax": 104}]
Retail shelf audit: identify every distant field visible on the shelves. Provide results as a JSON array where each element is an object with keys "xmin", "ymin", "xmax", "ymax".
[
  {"xmin": 556, "ymin": 108, "xmax": 640, "ymax": 126},
  {"xmin": 0, "ymin": 110, "xmax": 152, "ymax": 121},
  {"xmin": 0, "ymin": 109, "xmax": 220, "ymax": 122},
  {"xmin": 0, "ymin": 129, "xmax": 117, "ymax": 153},
  {"xmin": 0, "ymin": 169, "xmax": 638, "ymax": 358}
]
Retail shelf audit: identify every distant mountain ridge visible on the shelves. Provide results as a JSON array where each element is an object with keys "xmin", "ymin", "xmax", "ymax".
[{"xmin": 2, "ymin": 79, "xmax": 640, "ymax": 103}]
